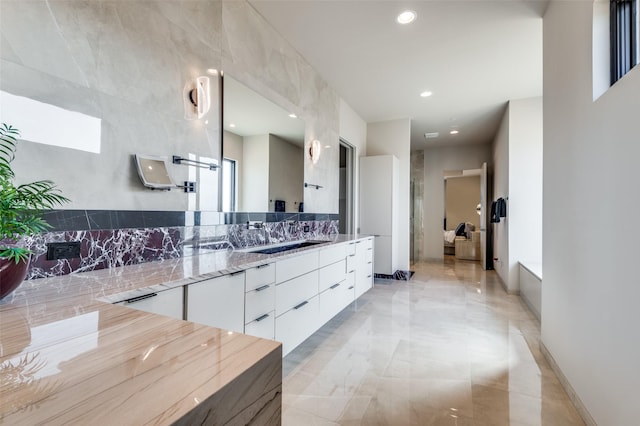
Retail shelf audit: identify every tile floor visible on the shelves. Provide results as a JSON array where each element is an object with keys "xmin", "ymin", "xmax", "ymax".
[{"xmin": 281, "ymin": 258, "xmax": 584, "ymax": 425}]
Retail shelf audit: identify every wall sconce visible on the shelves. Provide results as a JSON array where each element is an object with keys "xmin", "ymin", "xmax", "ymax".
[
  {"xmin": 308, "ymin": 139, "xmax": 322, "ymax": 164},
  {"xmin": 184, "ymin": 76, "xmax": 210, "ymax": 120},
  {"xmin": 476, "ymin": 203, "xmax": 481, "ymax": 215}
]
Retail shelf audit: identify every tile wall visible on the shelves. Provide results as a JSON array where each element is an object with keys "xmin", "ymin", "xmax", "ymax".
[{"xmin": 22, "ymin": 210, "xmax": 338, "ymax": 280}]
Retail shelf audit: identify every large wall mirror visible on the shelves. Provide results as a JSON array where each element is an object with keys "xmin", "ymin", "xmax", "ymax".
[{"xmin": 222, "ymin": 75, "xmax": 305, "ymax": 213}]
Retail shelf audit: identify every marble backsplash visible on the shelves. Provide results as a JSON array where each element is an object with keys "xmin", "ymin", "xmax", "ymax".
[{"xmin": 22, "ymin": 210, "xmax": 338, "ymax": 280}]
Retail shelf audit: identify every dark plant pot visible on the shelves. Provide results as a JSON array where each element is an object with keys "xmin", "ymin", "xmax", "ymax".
[{"xmin": 0, "ymin": 258, "xmax": 29, "ymax": 300}]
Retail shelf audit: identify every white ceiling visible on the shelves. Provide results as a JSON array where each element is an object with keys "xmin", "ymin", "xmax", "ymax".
[{"xmin": 249, "ymin": 0, "xmax": 547, "ymax": 150}]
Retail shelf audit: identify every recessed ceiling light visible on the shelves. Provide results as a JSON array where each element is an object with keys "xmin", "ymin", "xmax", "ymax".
[
  {"xmin": 397, "ymin": 10, "xmax": 417, "ymax": 24},
  {"xmin": 230, "ymin": 123, "xmax": 236, "ymax": 128},
  {"xmin": 450, "ymin": 130, "xmax": 459, "ymax": 135},
  {"xmin": 289, "ymin": 113, "xmax": 297, "ymax": 118},
  {"xmin": 420, "ymin": 91, "xmax": 433, "ymax": 98},
  {"xmin": 206, "ymin": 68, "xmax": 218, "ymax": 75},
  {"xmin": 424, "ymin": 132, "xmax": 439, "ymax": 139}
]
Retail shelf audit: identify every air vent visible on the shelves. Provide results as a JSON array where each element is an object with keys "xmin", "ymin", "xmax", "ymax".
[{"xmin": 424, "ymin": 132, "xmax": 439, "ymax": 139}]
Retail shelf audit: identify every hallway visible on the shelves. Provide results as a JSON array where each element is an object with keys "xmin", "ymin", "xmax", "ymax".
[{"xmin": 282, "ymin": 259, "xmax": 584, "ymax": 425}]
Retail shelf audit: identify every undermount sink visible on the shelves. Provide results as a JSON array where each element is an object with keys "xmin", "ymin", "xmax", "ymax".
[{"xmin": 246, "ymin": 240, "xmax": 328, "ymax": 255}]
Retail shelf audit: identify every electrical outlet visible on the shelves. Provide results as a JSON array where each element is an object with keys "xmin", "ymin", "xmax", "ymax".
[
  {"xmin": 46, "ymin": 241, "xmax": 81, "ymax": 261},
  {"xmin": 303, "ymin": 225, "xmax": 310, "ymax": 232},
  {"xmin": 182, "ymin": 181, "xmax": 196, "ymax": 193}
]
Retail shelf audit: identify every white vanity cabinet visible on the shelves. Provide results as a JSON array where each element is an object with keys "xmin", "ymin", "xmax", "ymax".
[
  {"xmin": 275, "ymin": 276, "xmax": 320, "ymax": 355},
  {"xmin": 186, "ymin": 272, "xmax": 245, "ymax": 333},
  {"xmin": 244, "ymin": 263, "xmax": 276, "ymax": 340},
  {"xmin": 119, "ymin": 286, "xmax": 184, "ymax": 320},
  {"xmin": 355, "ymin": 237, "xmax": 374, "ymax": 298},
  {"xmin": 318, "ymin": 244, "xmax": 348, "ymax": 324},
  {"xmin": 274, "ymin": 251, "xmax": 321, "ymax": 356},
  {"xmin": 120, "ymin": 237, "xmax": 375, "ymax": 358}
]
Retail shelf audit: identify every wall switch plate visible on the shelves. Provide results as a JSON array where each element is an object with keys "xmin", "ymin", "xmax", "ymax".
[{"xmin": 46, "ymin": 241, "xmax": 81, "ymax": 260}]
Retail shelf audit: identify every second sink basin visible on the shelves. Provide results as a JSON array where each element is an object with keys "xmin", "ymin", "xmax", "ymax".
[{"xmin": 247, "ymin": 240, "xmax": 327, "ymax": 255}]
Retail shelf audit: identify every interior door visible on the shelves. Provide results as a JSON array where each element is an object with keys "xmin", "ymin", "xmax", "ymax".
[{"xmin": 480, "ymin": 162, "xmax": 488, "ymax": 270}]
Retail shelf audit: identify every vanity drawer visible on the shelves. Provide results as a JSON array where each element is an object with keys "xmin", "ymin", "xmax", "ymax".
[
  {"xmin": 346, "ymin": 253, "xmax": 357, "ymax": 273},
  {"xmin": 276, "ymin": 270, "xmax": 318, "ymax": 316},
  {"xmin": 276, "ymin": 251, "xmax": 319, "ymax": 283},
  {"xmin": 122, "ymin": 286, "xmax": 183, "ymax": 321},
  {"xmin": 346, "ymin": 241, "xmax": 357, "ymax": 256},
  {"xmin": 245, "ymin": 283, "xmax": 275, "ymax": 324},
  {"xmin": 245, "ymin": 311, "xmax": 275, "ymax": 340},
  {"xmin": 365, "ymin": 248, "xmax": 373, "ymax": 264},
  {"xmin": 319, "ymin": 244, "xmax": 346, "ymax": 267},
  {"xmin": 186, "ymin": 273, "xmax": 245, "ymax": 333},
  {"xmin": 275, "ymin": 295, "xmax": 319, "ymax": 356},
  {"xmin": 319, "ymin": 259, "xmax": 346, "ymax": 293},
  {"xmin": 363, "ymin": 237, "xmax": 374, "ymax": 250},
  {"xmin": 319, "ymin": 280, "xmax": 353, "ymax": 323},
  {"xmin": 245, "ymin": 263, "xmax": 275, "ymax": 291}
]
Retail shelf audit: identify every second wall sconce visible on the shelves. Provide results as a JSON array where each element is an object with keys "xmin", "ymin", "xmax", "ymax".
[
  {"xmin": 308, "ymin": 139, "xmax": 322, "ymax": 164},
  {"xmin": 184, "ymin": 76, "xmax": 211, "ymax": 120}
]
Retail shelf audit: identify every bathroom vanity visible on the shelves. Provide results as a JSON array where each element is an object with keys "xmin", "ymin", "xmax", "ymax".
[{"xmin": 0, "ymin": 235, "xmax": 373, "ymax": 424}]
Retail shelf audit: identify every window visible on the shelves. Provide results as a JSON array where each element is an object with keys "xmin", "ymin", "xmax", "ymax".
[
  {"xmin": 610, "ymin": 0, "xmax": 639, "ymax": 84},
  {"xmin": 222, "ymin": 158, "xmax": 236, "ymax": 212}
]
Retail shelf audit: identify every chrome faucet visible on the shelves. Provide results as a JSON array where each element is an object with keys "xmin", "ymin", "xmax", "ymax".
[{"xmin": 247, "ymin": 220, "xmax": 264, "ymax": 230}]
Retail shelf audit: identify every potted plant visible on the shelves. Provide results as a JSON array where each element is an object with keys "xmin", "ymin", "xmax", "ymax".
[{"xmin": 0, "ymin": 123, "xmax": 69, "ymax": 299}]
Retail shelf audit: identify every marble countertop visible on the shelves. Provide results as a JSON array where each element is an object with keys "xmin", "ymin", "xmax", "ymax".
[{"xmin": 0, "ymin": 234, "xmax": 366, "ymax": 424}]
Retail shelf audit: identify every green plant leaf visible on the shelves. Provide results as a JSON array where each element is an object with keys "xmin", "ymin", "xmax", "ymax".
[{"xmin": 0, "ymin": 123, "xmax": 69, "ymax": 248}]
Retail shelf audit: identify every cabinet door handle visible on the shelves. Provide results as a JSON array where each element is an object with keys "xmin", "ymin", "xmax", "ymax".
[
  {"xmin": 230, "ymin": 270, "xmax": 245, "ymax": 276},
  {"xmin": 367, "ymin": 275, "xmax": 372, "ymax": 278},
  {"xmin": 329, "ymin": 283, "xmax": 341, "ymax": 290},
  {"xmin": 367, "ymin": 248, "xmax": 373, "ymax": 251},
  {"xmin": 125, "ymin": 293, "xmax": 157, "ymax": 304},
  {"xmin": 256, "ymin": 264, "xmax": 270, "ymax": 269},
  {"xmin": 255, "ymin": 313, "xmax": 270, "ymax": 322},
  {"xmin": 348, "ymin": 254, "xmax": 356, "ymax": 258},
  {"xmin": 293, "ymin": 301, "xmax": 309, "ymax": 310},
  {"xmin": 255, "ymin": 284, "xmax": 270, "ymax": 292},
  {"xmin": 368, "ymin": 261, "xmax": 372, "ymax": 265},
  {"xmin": 348, "ymin": 286, "xmax": 354, "ymax": 290}
]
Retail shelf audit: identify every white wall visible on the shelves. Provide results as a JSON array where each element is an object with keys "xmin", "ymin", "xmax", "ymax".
[
  {"xmin": 268, "ymin": 135, "xmax": 303, "ymax": 212},
  {"xmin": 1, "ymin": 0, "xmax": 341, "ymax": 213},
  {"xmin": 424, "ymin": 144, "xmax": 492, "ymax": 260},
  {"xmin": 223, "ymin": 130, "xmax": 243, "ymax": 210},
  {"xmin": 492, "ymin": 108, "xmax": 510, "ymax": 282},
  {"xmin": 543, "ymin": 2, "xmax": 640, "ymax": 424},
  {"xmin": 242, "ymin": 135, "xmax": 269, "ymax": 211},
  {"xmin": 491, "ymin": 97, "xmax": 543, "ymax": 292},
  {"xmin": 509, "ymin": 97, "xmax": 543, "ymax": 284},
  {"xmin": 445, "ymin": 176, "xmax": 481, "ymax": 231},
  {"xmin": 366, "ymin": 119, "xmax": 411, "ymax": 270},
  {"xmin": 339, "ymin": 98, "xmax": 367, "ymax": 234}
]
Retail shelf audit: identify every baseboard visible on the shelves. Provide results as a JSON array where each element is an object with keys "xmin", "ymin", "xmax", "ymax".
[
  {"xmin": 519, "ymin": 294, "xmax": 541, "ymax": 322},
  {"xmin": 540, "ymin": 342, "xmax": 597, "ymax": 426}
]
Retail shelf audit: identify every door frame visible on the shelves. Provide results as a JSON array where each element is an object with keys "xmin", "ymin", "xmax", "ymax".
[{"xmin": 339, "ymin": 138, "xmax": 355, "ymax": 234}]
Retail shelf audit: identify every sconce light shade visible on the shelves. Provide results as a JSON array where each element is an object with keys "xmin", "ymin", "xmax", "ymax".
[
  {"xmin": 309, "ymin": 139, "xmax": 322, "ymax": 164},
  {"xmin": 184, "ymin": 76, "xmax": 211, "ymax": 120}
]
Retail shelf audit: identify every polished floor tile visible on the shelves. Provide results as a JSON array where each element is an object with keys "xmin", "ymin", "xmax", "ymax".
[{"xmin": 282, "ymin": 258, "xmax": 584, "ymax": 425}]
